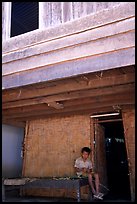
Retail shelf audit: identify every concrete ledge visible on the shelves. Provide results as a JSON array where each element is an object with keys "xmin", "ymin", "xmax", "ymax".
[
  {"xmin": 2, "ymin": 17, "xmax": 135, "ymax": 64},
  {"xmin": 2, "ymin": 30, "xmax": 135, "ymax": 76},
  {"xmin": 2, "ymin": 47, "xmax": 135, "ymax": 90}
]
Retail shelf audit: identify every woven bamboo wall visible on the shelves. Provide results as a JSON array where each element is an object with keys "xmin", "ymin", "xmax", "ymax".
[{"xmin": 22, "ymin": 114, "xmax": 91, "ymax": 199}]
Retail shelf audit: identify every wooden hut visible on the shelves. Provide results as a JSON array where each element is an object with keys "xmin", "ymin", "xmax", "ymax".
[{"xmin": 2, "ymin": 2, "xmax": 135, "ymax": 201}]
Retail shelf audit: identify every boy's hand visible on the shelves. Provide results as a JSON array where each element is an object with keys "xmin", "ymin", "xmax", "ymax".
[
  {"xmin": 86, "ymin": 169, "xmax": 90, "ymax": 173},
  {"xmin": 82, "ymin": 168, "xmax": 87, "ymax": 173}
]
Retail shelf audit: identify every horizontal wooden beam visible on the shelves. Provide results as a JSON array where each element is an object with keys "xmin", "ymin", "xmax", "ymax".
[
  {"xmin": 4, "ymin": 104, "xmax": 135, "ymax": 125},
  {"xmin": 98, "ymin": 118, "xmax": 123, "ymax": 123},
  {"xmin": 2, "ymin": 85, "xmax": 134, "ymax": 115},
  {"xmin": 3, "ymin": 92, "xmax": 134, "ymax": 120},
  {"xmin": 47, "ymin": 101, "xmax": 64, "ymax": 109},
  {"xmin": 2, "ymin": 83, "xmax": 135, "ymax": 109},
  {"xmin": 2, "ymin": 106, "xmax": 116, "ymax": 124},
  {"xmin": 2, "ymin": 71, "xmax": 135, "ymax": 103},
  {"xmin": 3, "ymin": 104, "xmax": 135, "ymax": 124},
  {"xmin": 2, "ymin": 120, "xmax": 26, "ymax": 128}
]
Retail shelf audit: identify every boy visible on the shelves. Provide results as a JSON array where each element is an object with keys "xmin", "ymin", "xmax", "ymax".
[{"xmin": 74, "ymin": 147, "xmax": 104, "ymax": 200}]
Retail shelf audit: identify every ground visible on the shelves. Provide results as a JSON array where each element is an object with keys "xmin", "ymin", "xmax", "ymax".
[{"xmin": 3, "ymin": 190, "xmax": 132, "ymax": 202}]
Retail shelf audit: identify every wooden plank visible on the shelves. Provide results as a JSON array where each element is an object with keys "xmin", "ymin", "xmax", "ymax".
[
  {"xmin": 47, "ymin": 101, "xmax": 64, "ymax": 109},
  {"xmin": 2, "ymin": 120, "xmax": 25, "ymax": 127},
  {"xmin": 3, "ymin": 104, "xmax": 52, "ymax": 116},
  {"xmin": 3, "ymin": 104, "xmax": 134, "ymax": 124},
  {"xmin": 2, "ymin": 83, "xmax": 135, "ymax": 109},
  {"xmin": 98, "ymin": 119, "xmax": 122, "ymax": 123},
  {"xmin": 2, "ymin": 47, "xmax": 135, "ymax": 90},
  {"xmin": 122, "ymin": 109, "xmax": 135, "ymax": 201},
  {"xmin": 2, "ymin": 71, "xmax": 135, "ymax": 103},
  {"xmin": 3, "ymin": 92, "xmax": 134, "ymax": 120},
  {"xmin": 62, "ymin": 91, "xmax": 134, "ymax": 107},
  {"xmin": 2, "ymin": 84, "xmax": 134, "ymax": 114}
]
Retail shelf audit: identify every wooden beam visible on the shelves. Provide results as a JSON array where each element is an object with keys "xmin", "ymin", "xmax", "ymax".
[
  {"xmin": 98, "ymin": 119, "xmax": 122, "ymax": 123},
  {"xmin": 2, "ymin": 89, "xmax": 135, "ymax": 115},
  {"xmin": 3, "ymin": 92, "xmax": 134, "ymax": 120},
  {"xmin": 2, "ymin": 71, "xmax": 135, "ymax": 103},
  {"xmin": 3, "ymin": 104, "xmax": 134, "ymax": 123},
  {"xmin": 2, "ymin": 83, "xmax": 134, "ymax": 109},
  {"xmin": 2, "ymin": 120, "xmax": 26, "ymax": 127},
  {"xmin": 47, "ymin": 101, "xmax": 64, "ymax": 109},
  {"xmin": 3, "ymin": 104, "xmax": 51, "ymax": 115},
  {"xmin": 2, "ymin": 107, "xmax": 115, "ymax": 124}
]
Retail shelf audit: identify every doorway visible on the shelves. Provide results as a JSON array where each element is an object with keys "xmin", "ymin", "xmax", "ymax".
[{"xmin": 91, "ymin": 114, "xmax": 131, "ymax": 200}]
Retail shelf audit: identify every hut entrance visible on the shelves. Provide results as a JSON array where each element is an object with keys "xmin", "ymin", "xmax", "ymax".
[{"xmin": 91, "ymin": 113, "xmax": 131, "ymax": 200}]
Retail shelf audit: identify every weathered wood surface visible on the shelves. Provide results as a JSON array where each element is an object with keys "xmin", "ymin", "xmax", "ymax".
[
  {"xmin": 3, "ymin": 92, "xmax": 135, "ymax": 120},
  {"xmin": 2, "ymin": 66, "xmax": 135, "ymax": 126},
  {"xmin": 122, "ymin": 109, "xmax": 135, "ymax": 201},
  {"xmin": 2, "ymin": 69, "xmax": 135, "ymax": 103},
  {"xmin": 2, "ymin": 83, "xmax": 134, "ymax": 109},
  {"xmin": 3, "ymin": 178, "xmax": 34, "ymax": 185}
]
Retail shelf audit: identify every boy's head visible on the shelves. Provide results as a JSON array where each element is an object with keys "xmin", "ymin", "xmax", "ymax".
[{"xmin": 81, "ymin": 147, "xmax": 91, "ymax": 160}]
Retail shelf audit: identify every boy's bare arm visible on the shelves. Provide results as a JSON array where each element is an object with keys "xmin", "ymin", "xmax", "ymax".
[
  {"xmin": 75, "ymin": 167, "xmax": 81, "ymax": 172},
  {"xmin": 75, "ymin": 167, "xmax": 92, "ymax": 173}
]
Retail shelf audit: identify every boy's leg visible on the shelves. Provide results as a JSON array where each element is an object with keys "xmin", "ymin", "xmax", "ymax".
[
  {"xmin": 88, "ymin": 173, "xmax": 96, "ymax": 195},
  {"xmin": 93, "ymin": 173, "xmax": 100, "ymax": 195}
]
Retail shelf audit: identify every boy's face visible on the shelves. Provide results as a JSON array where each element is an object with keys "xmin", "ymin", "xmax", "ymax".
[{"xmin": 81, "ymin": 151, "xmax": 89, "ymax": 160}]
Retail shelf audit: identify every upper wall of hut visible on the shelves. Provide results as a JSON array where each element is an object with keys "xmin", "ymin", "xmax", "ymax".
[
  {"xmin": 39, "ymin": 2, "xmax": 126, "ymax": 28},
  {"xmin": 2, "ymin": 2, "xmax": 135, "ymax": 90}
]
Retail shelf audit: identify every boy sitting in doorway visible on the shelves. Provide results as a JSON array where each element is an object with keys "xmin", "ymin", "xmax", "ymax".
[{"xmin": 74, "ymin": 146, "xmax": 104, "ymax": 200}]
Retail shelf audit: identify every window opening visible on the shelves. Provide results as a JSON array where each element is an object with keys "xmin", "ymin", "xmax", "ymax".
[{"xmin": 11, "ymin": 2, "xmax": 39, "ymax": 37}]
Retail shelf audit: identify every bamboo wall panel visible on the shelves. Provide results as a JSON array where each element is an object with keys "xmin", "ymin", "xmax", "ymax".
[
  {"xmin": 23, "ymin": 114, "xmax": 90, "ymax": 177},
  {"xmin": 122, "ymin": 108, "xmax": 135, "ymax": 201},
  {"xmin": 22, "ymin": 114, "xmax": 91, "ymax": 199}
]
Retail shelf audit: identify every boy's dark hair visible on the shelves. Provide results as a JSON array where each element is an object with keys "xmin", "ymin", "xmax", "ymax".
[{"xmin": 81, "ymin": 147, "xmax": 91, "ymax": 154}]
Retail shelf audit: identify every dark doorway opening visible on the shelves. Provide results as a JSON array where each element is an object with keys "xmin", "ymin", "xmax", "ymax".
[{"xmin": 101, "ymin": 121, "xmax": 131, "ymax": 200}]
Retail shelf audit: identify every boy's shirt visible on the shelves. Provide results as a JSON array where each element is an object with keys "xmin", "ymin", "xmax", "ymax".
[{"xmin": 74, "ymin": 156, "xmax": 92, "ymax": 176}]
